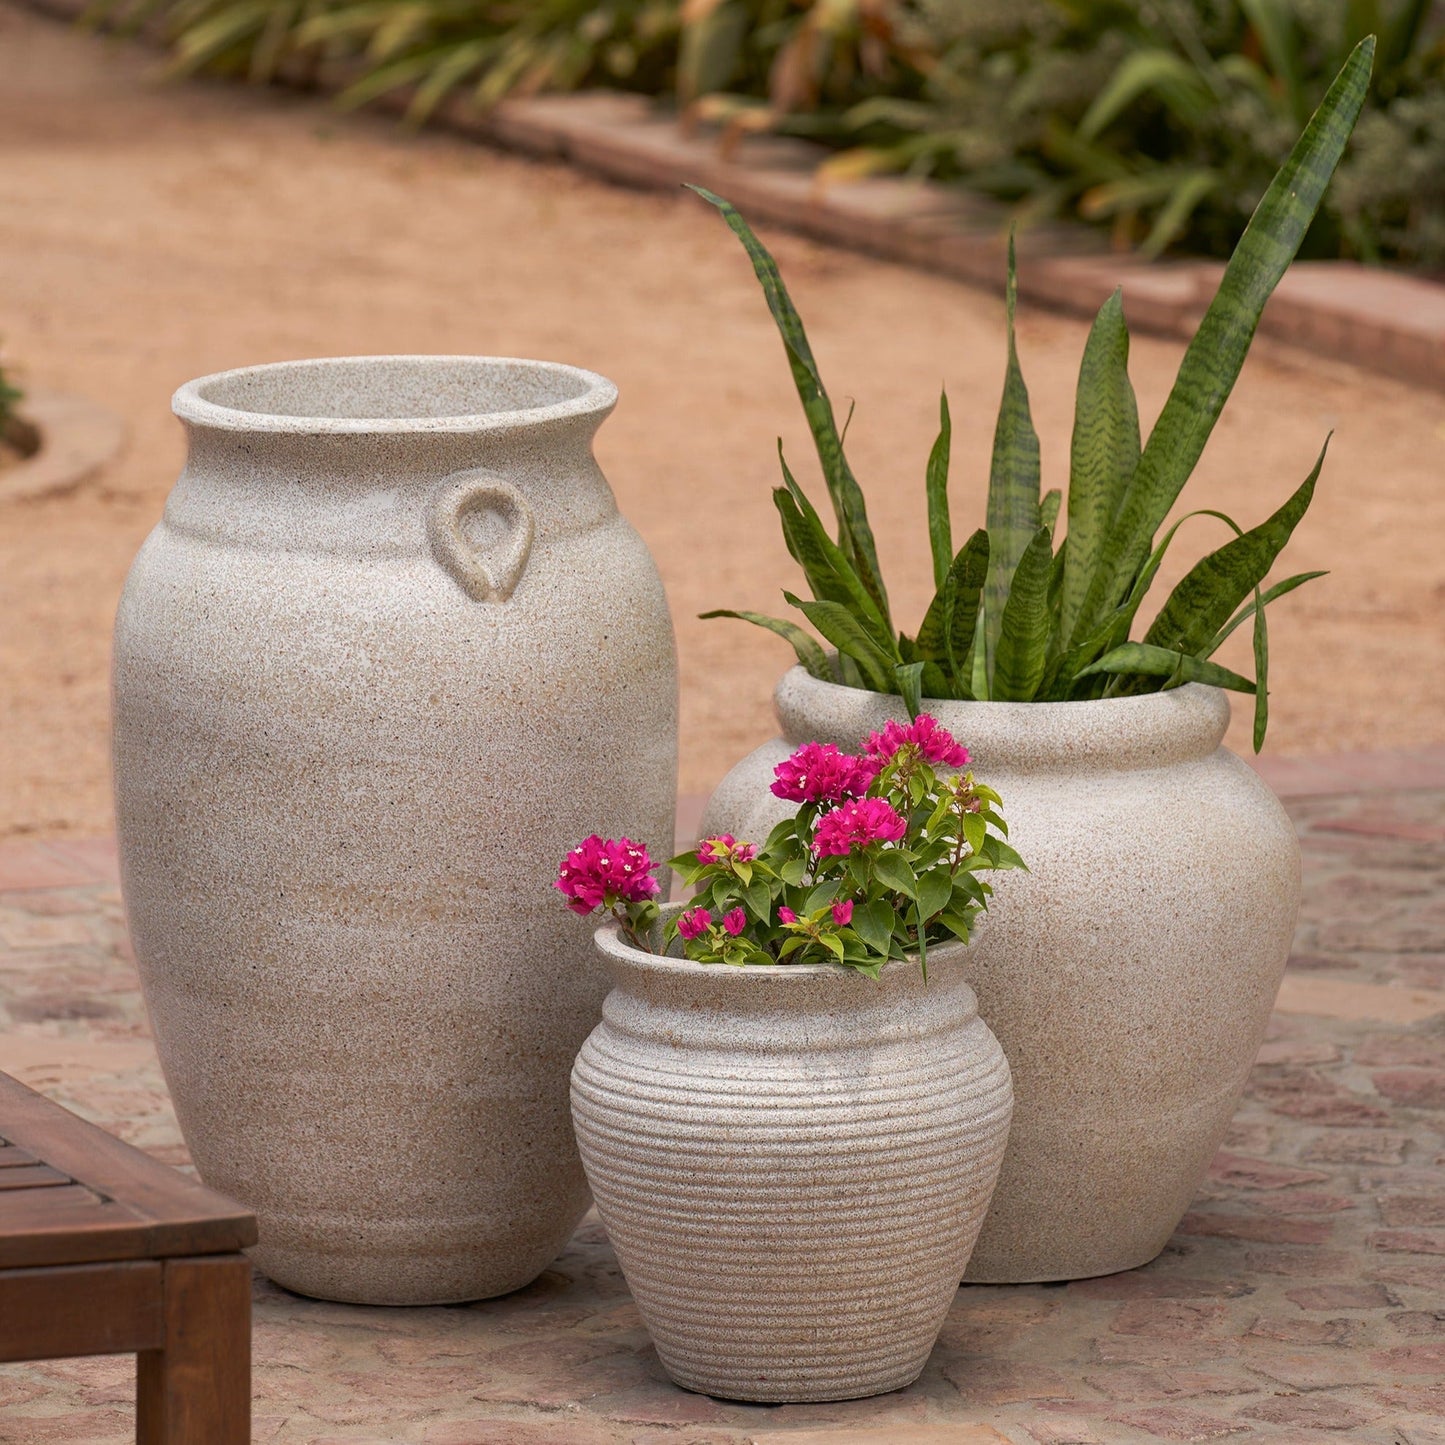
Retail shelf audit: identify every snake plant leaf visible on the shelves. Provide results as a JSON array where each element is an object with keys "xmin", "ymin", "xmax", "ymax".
[
  {"xmin": 688, "ymin": 185, "xmax": 890, "ymax": 625},
  {"xmin": 1041, "ymin": 488, "xmax": 1062, "ymax": 535},
  {"xmin": 1141, "ymin": 438, "xmax": 1327, "ymax": 661},
  {"xmin": 1076, "ymin": 38, "xmax": 1374, "ymax": 637},
  {"xmin": 783, "ymin": 592, "xmax": 898, "ymax": 692},
  {"xmin": 926, "ymin": 390, "xmax": 953, "ymax": 591},
  {"xmin": 920, "ymin": 661, "xmax": 952, "ymax": 698},
  {"xmin": 1252, "ymin": 582, "xmax": 1270, "ymax": 751},
  {"xmin": 773, "ymin": 447, "xmax": 890, "ymax": 635},
  {"xmin": 992, "ymin": 526, "xmax": 1055, "ymax": 701},
  {"xmin": 1047, "ymin": 535, "xmax": 1068, "ymax": 625},
  {"xmin": 698, "ymin": 609, "xmax": 836, "ymax": 681},
  {"xmin": 1208, "ymin": 570, "xmax": 1328, "ymax": 652},
  {"xmin": 1041, "ymin": 599, "xmax": 1129, "ymax": 700},
  {"xmin": 1076, "ymin": 643, "xmax": 1257, "ymax": 693},
  {"xmin": 894, "ymin": 662, "xmax": 926, "ymax": 720},
  {"xmin": 1040, "ymin": 507, "xmax": 1237, "ymax": 699},
  {"xmin": 944, "ymin": 529, "xmax": 991, "ymax": 690},
  {"xmin": 1063, "ymin": 288, "xmax": 1141, "ymax": 644},
  {"xmin": 969, "ymin": 608, "xmax": 989, "ymax": 701},
  {"xmin": 984, "ymin": 232, "xmax": 1042, "ymax": 675},
  {"xmin": 917, "ymin": 527, "xmax": 988, "ymax": 663},
  {"xmin": 773, "ymin": 487, "xmax": 854, "ymax": 612}
]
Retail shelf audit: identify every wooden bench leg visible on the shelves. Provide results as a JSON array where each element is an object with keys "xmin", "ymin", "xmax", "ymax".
[{"xmin": 137, "ymin": 1254, "xmax": 251, "ymax": 1445}]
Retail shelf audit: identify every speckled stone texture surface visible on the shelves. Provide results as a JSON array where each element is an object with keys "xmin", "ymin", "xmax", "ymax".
[
  {"xmin": 702, "ymin": 672, "xmax": 1302, "ymax": 1284},
  {"xmin": 110, "ymin": 356, "xmax": 678, "ymax": 1305},
  {"xmin": 0, "ymin": 783, "xmax": 1442, "ymax": 1442},
  {"xmin": 571, "ymin": 926, "xmax": 1013, "ymax": 1402}
]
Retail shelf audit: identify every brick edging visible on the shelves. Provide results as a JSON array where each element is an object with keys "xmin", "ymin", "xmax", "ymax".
[{"xmin": 17, "ymin": 0, "xmax": 1445, "ymax": 393}]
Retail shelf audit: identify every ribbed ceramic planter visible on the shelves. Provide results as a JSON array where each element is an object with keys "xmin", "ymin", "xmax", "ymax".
[
  {"xmin": 701, "ymin": 669, "xmax": 1300, "ymax": 1283},
  {"xmin": 113, "ymin": 356, "xmax": 677, "ymax": 1305},
  {"xmin": 571, "ymin": 920, "xmax": 1013, "ymax": 1402}
]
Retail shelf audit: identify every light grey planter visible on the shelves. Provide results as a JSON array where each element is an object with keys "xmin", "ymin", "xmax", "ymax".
[
  {"xmin": 701, "ymin": 668, "xmax": 1300, "ymax": 1283},
  {"xmin": 571, "ymin": 919, "xmax": 1013, "ymax": 1403},
  {"xmin": 113, "ymin": 356, "xmax": 677, "ymax": 1305}
]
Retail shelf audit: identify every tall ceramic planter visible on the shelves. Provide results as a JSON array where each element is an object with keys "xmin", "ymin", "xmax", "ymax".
[
  {"xmin": 571, "ymin": 920, "xmax": 1013, "ymax": 1402},
  {"xmin": 702, "ymin": 668, "xmax": 1300, "ymax": 1283},
  {"xmin": 113, "ymin": 355, "xmax": 677, "ymax": 1305}
]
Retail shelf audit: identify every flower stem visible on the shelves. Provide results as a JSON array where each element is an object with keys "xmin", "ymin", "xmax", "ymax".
[{"xmin": 613, "ymin": 907, "xmax": 652, "ymax": 954}]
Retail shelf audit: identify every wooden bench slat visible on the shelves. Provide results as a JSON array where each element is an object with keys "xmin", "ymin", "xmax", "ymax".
[
  {"xmin": 0, "ymin": 1143, "xmax": 41, "ymax": 1167},
  {"xmin": 0, "ymin": 1260, "xmax": 164, "ymax": 1362},
  {"xmin": 0, "ymin": 1163, "xmax": 72, "ymax": 1190},
  {"xmin": 0, "ymin": 1075, "xmax": 256, "ymax": 1266},
  {"xmin": 0, "ymin": 1184, "xmax": 146, "ymax": 1268}
]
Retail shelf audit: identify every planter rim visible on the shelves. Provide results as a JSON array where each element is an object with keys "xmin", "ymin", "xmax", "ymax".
[
  {"xmin": 172, "ymin": 354, "xmax": 617, "ymax": 436},
  {"xmin": 593, "ymin": 903, "xmax": 975, "ymax": 984},
  {"xmin": 773, "ymin": 668, "xmax": 1231, "ymax": 770},
  {"xmin": 593, "ymin": 909, "xmax": 983, "ymax": 1045}
]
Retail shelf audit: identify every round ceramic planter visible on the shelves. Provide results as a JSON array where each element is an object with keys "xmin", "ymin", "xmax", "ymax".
[
  {"xmin": 701, "ymin": 669, "xmax": 1300, "ymax": 1283},
  {"xmin": 112, "ymin": 356, "xmax": 678, "ymax": 1305},
  {"xmin": 571, "ymin": 919, "xmax": 1013, "ymax": 1402}
]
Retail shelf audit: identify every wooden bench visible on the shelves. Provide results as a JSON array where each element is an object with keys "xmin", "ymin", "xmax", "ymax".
[{"xmin": 0, "ymin": 1071, "xmax": 257, "ymax": 1443}]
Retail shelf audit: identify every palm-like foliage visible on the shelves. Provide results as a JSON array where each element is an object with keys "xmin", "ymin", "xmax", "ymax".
[{"xmin": 697, "ymin": 38, "xmax": 1374, "ymax": 751}]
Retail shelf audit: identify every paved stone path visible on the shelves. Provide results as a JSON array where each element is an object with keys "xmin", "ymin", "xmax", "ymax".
[{"xmin": 1, "ymin": 784, "xmax": 1442, "ymax": 1444}]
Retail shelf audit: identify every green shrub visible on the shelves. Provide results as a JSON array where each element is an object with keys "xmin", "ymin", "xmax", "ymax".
[
  {"xmin": 87, "ymin": 0, "xmax": 1443, "ymax": 264},
  {"xmin": 828, "ymin": 0, "xmax": 1445, "ymax": 265}
]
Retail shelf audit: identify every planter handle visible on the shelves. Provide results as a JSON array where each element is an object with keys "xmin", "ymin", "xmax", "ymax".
[{"xmin": 428, "ymin": 469, "xmax": 535, "ymax": 604}]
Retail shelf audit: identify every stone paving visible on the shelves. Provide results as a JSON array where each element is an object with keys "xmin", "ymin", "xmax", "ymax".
[{"xmin": 1, "ymin": 781, "xmax": 1443, "ymax": 1444}]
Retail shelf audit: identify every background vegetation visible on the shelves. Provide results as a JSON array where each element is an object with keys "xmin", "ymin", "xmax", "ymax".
[
  {"xmin": 0, "ymin": 362, "xmax": 23, "ymax": 434},
  {"xmin": 89, "ymin": 0, "xmax": 1445, "ymax": 267}
]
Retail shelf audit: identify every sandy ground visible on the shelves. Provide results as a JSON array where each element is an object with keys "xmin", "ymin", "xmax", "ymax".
[{"xmin": 2, "ymin": 3, "xmax": 1444, "ymax": 841}]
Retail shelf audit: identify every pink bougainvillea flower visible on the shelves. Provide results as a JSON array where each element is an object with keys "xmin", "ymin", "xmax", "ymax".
[
  {"xmin": 678, "ymin": 906, "xmax": 712, "ymax": 940},
  {"xmin": 865, "ymin": 714, "xmax": 971, "ymax": 771},
  {"xmin": 832, "ymin": 898, "xmax": 855, "ymax": 927},
  {"xmin": 722, "ymin": 907, "xmax": 747, "ymax": 936},
  {"xmin": 813, "ymin": 798, "xmax": 908, "ymax": 858},
  {"xmin": 778, "ymin": 906, "xmax": 798, "ymax": 924},
  {"xmin": 697, "ymin": 834, "xmax": 759, "ymax": 865},
  {"xmin": 771, "ymin": 741, "xmax": 879, "ymax": 805},
  {"xmin": 556, "ymin": 835, "xmax": 661, "ymax": 916}
]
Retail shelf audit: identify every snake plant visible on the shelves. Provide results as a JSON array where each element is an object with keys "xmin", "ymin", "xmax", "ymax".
[{"xmin": 695, "ymin": 36, "xmax": 1374, "ymax": 751}]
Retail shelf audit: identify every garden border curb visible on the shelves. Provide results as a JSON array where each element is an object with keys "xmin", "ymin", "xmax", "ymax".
[{"xmin": 16, "ymin": 0, "xmax": 1445, "ymax": 393}]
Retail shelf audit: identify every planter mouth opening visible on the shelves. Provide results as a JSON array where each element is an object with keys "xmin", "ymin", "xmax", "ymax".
[
  {"xmin": 593, "ymin": 907, "xmax": 971, "ymax": 983},
  {"xmin": 773, "ymin": 667, "xmax": 1231, "ymax": 771},
  {"xmin": 173, "ymin": 355, "xmax": 617, "ymax": 435}
]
